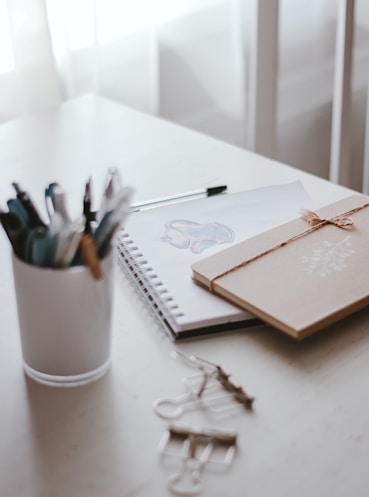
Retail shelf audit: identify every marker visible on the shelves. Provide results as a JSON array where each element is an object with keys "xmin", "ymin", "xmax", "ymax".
[
  {"xmin": 131, "ymin": 185, "xmax": 227, "ymax": 211},
  {"xmin": 26, "ymin": 227, "xmax": 53, "ymax": 267}
]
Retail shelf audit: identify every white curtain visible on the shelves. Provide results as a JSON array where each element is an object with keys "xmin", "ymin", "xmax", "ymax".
[
  {"xmin": 0, "ymin": 0, "xmax": 60, "ymax": 121},
  {"xmin": 0, "ymin": 0, "xmax": 241, "ymax": 121},
  {"xmin": 0, "ymin": 0, "xmax": 368, "ymax": 191}
]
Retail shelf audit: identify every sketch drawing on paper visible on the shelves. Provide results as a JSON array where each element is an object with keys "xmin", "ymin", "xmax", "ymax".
[
  {"xmin": 161, "ymin": 220, "xmax": 235, "ymax": 254},
  {"xmin": 301, "ymin": 236, "xmax": 355, "ymax": 278}
]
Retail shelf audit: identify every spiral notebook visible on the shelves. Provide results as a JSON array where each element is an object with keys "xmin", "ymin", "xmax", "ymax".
[{"xmin": 116, "ymin": 181, "xmax": 313, "ymax": 339}]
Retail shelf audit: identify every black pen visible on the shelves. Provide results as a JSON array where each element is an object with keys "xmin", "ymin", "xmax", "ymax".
[
  {"xmin": 83, "ymin": 178, "xmax": 93, "ymax": 234},
  {"xmin": 131, "ymin": 185, "xmax": 227, "ymax": 210},
  {"xmin": 0, "ymin": 210, "xmax": 28, "ymax": 258},
  {"xmin": 12, "ymin": 182, "xmax": 46, "ymax": 228}
]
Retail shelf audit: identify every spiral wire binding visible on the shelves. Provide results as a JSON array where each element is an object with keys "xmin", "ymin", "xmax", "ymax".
[{"xmin": 116, "ymin": 229, "xmax": 184, "ymax": 338}]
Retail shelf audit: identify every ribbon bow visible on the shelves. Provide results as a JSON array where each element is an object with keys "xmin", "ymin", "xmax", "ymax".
[{"xmin": 300, "ymin": 209, "xmax": 353, "ymax": 229}]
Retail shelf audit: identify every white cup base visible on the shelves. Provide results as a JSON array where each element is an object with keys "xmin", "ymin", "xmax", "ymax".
[{"xmin": 23, "ymin": 358, "xmax": 111, "ymax": 387}]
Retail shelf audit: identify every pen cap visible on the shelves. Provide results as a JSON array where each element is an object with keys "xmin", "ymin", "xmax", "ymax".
[{"xmin": 11, "ymin": 253, "xmax": 114, "ymax": 387}]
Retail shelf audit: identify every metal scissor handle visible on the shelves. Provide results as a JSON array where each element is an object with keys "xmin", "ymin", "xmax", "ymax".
[{"xmin": 152, "ymin": 392, "xmax": 202, "ymax": 419}]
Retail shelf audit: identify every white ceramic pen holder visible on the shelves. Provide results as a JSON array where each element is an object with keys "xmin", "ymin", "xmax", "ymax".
[{"xmin": 11, "ymin": 253, "xmax": 114, "ymax": 387}]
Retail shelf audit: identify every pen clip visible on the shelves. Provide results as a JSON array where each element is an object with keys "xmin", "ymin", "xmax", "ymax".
[
  {"xmin": 45, "ymin": 183, "xmax": 70, "ymax": 222},
  {"xmin": 45, "ymin": 182, "xmax": 59, "ymax": 219}
]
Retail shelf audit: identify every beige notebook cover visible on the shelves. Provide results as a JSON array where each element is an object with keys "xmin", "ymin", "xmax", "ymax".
[{"xmin": 192, "ymin": 195, "xmax": 369, "ymax": 339}]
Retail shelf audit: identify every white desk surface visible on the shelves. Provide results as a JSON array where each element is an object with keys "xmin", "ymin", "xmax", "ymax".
[{"xmin": 0, "ymin": 94, "xmax": 368, "ymax": 497}]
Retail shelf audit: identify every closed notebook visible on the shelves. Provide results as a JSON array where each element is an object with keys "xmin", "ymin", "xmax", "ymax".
[
  {"xmin": 192, "ymin": 194, "xmax": 369, "ymax": 340},
  {"xmin": 117, "ymin": 181, "xmax": 312, "ymax": 339}
]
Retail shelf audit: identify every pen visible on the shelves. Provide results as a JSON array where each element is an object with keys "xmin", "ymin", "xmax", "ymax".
[
  {"xmin": 0, "ymin": 210, "xmax": 28, "ymax": 258},
  {"xmin": 130, "ymin": 185, "xmax": 227, "ymax": 210},
  {"xmin": 83, "ymin": 178, "xmax": 93, "ymax": 234},
  {"xmin": 1, "ymin": 171, "xmax": 131, "ymax": 271},
  {"xmin": 52, "ymin": 215, "xmax": 84, "ymax": 268},
  {"xmin": 44, "ymin": 182, "xmax": 59, "ymax": 219},
  {"xmin": 12, "ymin": 182, "xmax": 46, "ymax": 228},
  {"xmin": 52, "ymin": 186, "xmax": 70, "ymax": 222},
  {"xmin": 96, "ymin": 168, "xmax": 121, "ymax": 223},
  {"xmin": 7, "ymin": 198, "xmax": 29, "ymax": 226},
  {"xmin": 80, "ymin": 233, "xmax": 103, "ymax": 280}
]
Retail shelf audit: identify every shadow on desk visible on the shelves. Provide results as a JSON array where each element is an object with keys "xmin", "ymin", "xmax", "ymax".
[
  {"xmin": 245, "ymin": 305, "xmax": 369, "ymax": 371},
  {"xmin": 24, "ymin": 374, "xmax": 116, "ymax": 491},
  {"xmin": 23, "ymin": 371, "xmax": 158, "ymax": 497},
  {"xmin": 174, "ymin": 304, "xmax": 369, "ymax": 416}
]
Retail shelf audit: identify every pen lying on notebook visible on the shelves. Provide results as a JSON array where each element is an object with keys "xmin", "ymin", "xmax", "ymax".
[{"xmin": 130, "ymin": 185, "xmax": 227, "ymax": 211}]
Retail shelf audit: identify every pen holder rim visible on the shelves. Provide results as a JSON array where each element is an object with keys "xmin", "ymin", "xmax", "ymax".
[{"xmin": 11, "ymin": 250, "xmax": 110, "ymax": 273}]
